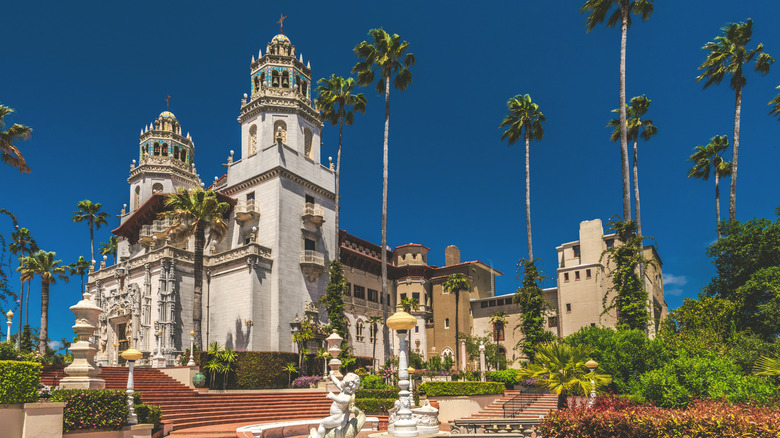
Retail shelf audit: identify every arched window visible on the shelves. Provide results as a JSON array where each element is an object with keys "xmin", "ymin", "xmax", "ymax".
[
  {"xmin": 281, "ymin": 71, "xmax": 290, "ymax": 88},
  {"xmin": 180, "ymin": 148, "xmax": 187, "ymax": 163},
  {"xmin": 152, "ymin": 183, "xmax": 163, "ymax": 194},
  {"xmin": 441, "ymin": 347, "xmax": 454, "ymax": 359},
  {"xmin": 153, "ymin": 142, "xmax": 160, "ymax": 156},
  {"xmin": 260, "ymin": 72, "xmax": 265, "ymax": 85},
  {"xmin": 271, "ymin": 70, "xmax": 280, "ymax": 87},
  {"xmin": 253, "ymin": 76, "xmax": 260, "ymax": 93},
  {"xmin": 304, "ymin": 128, "xmax": 313, "ymax": 159},
  {"xmin": 173, "ymin": 145, "xmax": 179, "ymax": 159},
  {"xmin": 161, "ymin": 143, "xmax": 168, "ymax": 156},
  {"xmin": 273, "ymin": 120, "xmax": 287, "ymax": 144},
  {"xmin": 133, "ymin": 186, "xmax": 140, "ymax": 210},
  {"xmin": 248, "ymin": 125, "xmax": 258, "ymax": 156},
  {"xmin": 356, "ymin": 320, "xmax": 365, "ymax": 342},
  {"xmin": 301, "ymin": 79, "xmax": 308, "ymax": 97}
]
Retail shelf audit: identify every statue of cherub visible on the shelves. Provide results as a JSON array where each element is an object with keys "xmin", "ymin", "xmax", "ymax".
[{"xmin": 310, "ymin": 371, "xmax": 364, "ymax": 438}]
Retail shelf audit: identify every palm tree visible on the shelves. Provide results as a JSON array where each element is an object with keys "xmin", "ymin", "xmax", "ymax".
[
  {"xmin": 400, "ymin": 297, "xmax": 419, "ymax": 313},
  {"xmin": 315, "ymin": 347, "xmax": 330, "ymax": 376},
  {"xmin": 72, "ymin": 200, "xmax": 109, "ymax": 263},
  {"xmin": 0, "ymin": 105, "xmax": 32, "ymax": 174},
  {"xmin": 353, "ymin": 28, "xmax": 415, "ymax": 361},
  {"xmin": 9, "ymin": 227, "xmax": 38, "ymax": 337},
  {"xmin": 161, "ymin": 188, "xmax": 230, "ymax": 348},
  {"xmin": 283, "ymin": 362, "xmax": 299, "ymax": 387},
  {"xmin": 315, "ymin": 75, "xmax": 367, "ymax": 260},
  {"xmin": 68, "ymin": 256, "xmax": 90, "ymax": 298},
  {"xmin": 582, "ymin": 0, "xmax": 654, "ymax": 222},
  {"xmin": 499, "ymin": 94, "xmax": 545, "ymax": 260},
  {"xmin": 697, "ymin": 19, "xmax": 774, "ymax": 221},
  {"xmin": 367, "ymin": 315, "xmax": 382, "ymax": 371},
  {"xmin": 754, "ymin": 355, "xmax": 780, "ymax": 376},
  {"xmin": 17, "ymin": 251, "xmax": 69, "ymax": 354},
  {"xmin": 99, "ymin": 236, "xmax": 118, "ymax": 265},
  {"xmin": 442, "ymin": 273, "xmax": 471, "ymax": 371},
  {"xmin": 293, "ymin": 322, "xmax": 314, "ymax": 371},
  {"xmin": 518, "ymin": 341, "xmax": 611, "ymax": 409},
  {"xmin": 489, "ymin": 312, "xmax": 508, "ymax": 370},
  {"xmin": 768, "ymin": 84, "xmax": 780, "ymax": 119},
  {"xmin": 607, "ymin": 95, "xmax": 657, "ymax": 236},
  {"xmin": 687, "ymin": 135, "xmax": 732, "ymax": 238}
]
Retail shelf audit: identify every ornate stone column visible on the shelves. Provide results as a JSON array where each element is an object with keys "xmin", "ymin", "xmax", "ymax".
[{"xmin": 61, "ymin": 292, "xmax": 105, "ymax": 389}]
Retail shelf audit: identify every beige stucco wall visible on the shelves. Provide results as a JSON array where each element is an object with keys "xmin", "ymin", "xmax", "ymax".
[{"xmin": 430, "ymin": 394, "xmax": 502, "ymax": 423}]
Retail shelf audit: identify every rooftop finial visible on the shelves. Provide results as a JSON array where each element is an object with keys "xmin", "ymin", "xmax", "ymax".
[
  {"xmin": 165, "ymin": 94, "xmax": 171, "ymax": 108},
  {"xmin": 277, "ymin": 13, "xmax": 287, "ymax": 34}
]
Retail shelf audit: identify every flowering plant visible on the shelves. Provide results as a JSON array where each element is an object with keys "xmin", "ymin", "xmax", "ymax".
[{"xmin": 292, "ymin": 375, "xmax": 323, "ymax": 388}]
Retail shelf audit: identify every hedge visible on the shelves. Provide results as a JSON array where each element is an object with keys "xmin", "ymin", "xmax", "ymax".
[
  {"xmin": 0, "ymin": 360, "xmax": 41, "ymax": 403},
  {"xmin": 486, "ymin": 369, "xmax": 520, "ymax": 387},
  {"xmin": 51, "ymin": 389, "xmax": 128, "ymax": 432},
  {"xmin": 355, "ymin": 398, "xmax": 397, "ymax": 414},
  {"xmin": 136, "ymin": 404, "xmax": 162, "ymax": 429},
  {"xmin": 542, "ymin": 397, "xmax": 780, "ymax": 438},
  {"xmin": 417, "ymin": 381, "xmax": 504, "ymax": 397},
  {"xmin": 356, "ymin": 388, "xmax": 398, "ymax": 399}
]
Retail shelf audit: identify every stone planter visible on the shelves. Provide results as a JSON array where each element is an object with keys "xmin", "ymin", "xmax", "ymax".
[{"xmin": 0, "ymin": 401, "xmax": 65, "ymax": 438}]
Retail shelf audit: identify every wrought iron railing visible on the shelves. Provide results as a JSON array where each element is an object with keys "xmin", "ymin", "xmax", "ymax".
[{"xmin": 502, "ymin": 387, "xmax": 543, "ymax": 418}]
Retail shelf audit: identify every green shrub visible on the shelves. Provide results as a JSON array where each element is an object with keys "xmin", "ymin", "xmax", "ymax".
[
  {"xmin": 636, "ymin": 352, "xmax": 778, "ymax": 408},
  {"xmin": 0, "ymin": 360, "xmax": 41, "ymax": 403},
  {"xmin": 136, "ymin": 404, "xmax": 162, "ymax": 429},
  {"xmin": 542, "ymin": 398, "xmax": 780, "ymax": 438},
  {"xmin": 486, "ymin": 369, "xmax": 519, "ymax": 387},
  {"xmin": 51, "ymin": 389, "xmax": 128, "ymax": 432},
  {"xmin": 361, "ymin": 374, "xmax": 389, "ymax": 390},
  {"xmin": 355, "ymin": 398, "xmax": 397, "ymax": 414},
  {"xmin": 417, "ymin": 381, "xmax": 504, "ymax": 397},
  {"xmin": 356, "ymin": 388, "xmax": 397, "ymax": 399},
  {"xmin": 197, "ymin": 351, "xmax": 299, "ymax": 389}
]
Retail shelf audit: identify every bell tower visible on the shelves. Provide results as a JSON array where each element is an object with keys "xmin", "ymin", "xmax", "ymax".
[
  {"xmin": 237, "ymin": 32, "xmax": 323, "ymax": 164},
  {"xmin": 126, "ymin": 111, "xmax": 201, "ymax": 213}
]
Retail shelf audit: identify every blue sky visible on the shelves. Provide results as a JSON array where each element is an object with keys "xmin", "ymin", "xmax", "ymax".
[{"xmin": 2, "ymin": 1, "xmax": 780, "ymax": 347}]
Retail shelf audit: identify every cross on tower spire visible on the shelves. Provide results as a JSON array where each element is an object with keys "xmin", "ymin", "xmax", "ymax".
[
  {"xmin": 277, "ymin": 13, "xmax": 287, "ymax": 34},
  {"xmin": 165, "ymin": 95, "xmax": 171, "ymax": 108}
]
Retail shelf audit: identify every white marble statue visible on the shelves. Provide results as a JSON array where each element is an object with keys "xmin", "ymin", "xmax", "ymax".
[{"xmin": 310, "ymin": 371, "xmax": 365, "ymax": 438}]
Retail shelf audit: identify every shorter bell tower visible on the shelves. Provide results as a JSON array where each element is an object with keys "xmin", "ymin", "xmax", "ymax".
[{"xmin": 126, "ymin": 111, "xmax": 201, "ymax": 214}]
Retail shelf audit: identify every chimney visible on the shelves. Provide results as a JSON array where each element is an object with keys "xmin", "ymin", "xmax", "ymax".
[{"xmin": 445, "ymin": 245, "xmax": 460, "ymax": 266}]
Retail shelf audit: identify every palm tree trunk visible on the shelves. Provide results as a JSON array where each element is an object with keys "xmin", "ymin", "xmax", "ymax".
[
  {"xmin": 372, "ymin": 333, "xmax": 377, "ymax": 370},
  {"xmin": 193, "ymin": 224, "xmax": 205, "ymax": 348},
  {"xmin": 25, "ymin": 279, "xmax": 31, "ymax": 329},
  {"xmin": 730, "ymin": 84, "xmax": 742, "ymax": 221},
  {"xmin": 619, "ymin": 6, "xmax": 632, "ymax": 222},
  {"xmin": 381, "ymin": 71, "xmax": 391, "ymax": 361},
  {"xmin": 335, "ymin": 114, "xmax": 344, "ymax": 261},
  {"xmin": 18, "ymin": 276, "xmax": 24, "ymax": 347},
  {"xmin": 633, "ymin": 139, "xmax": 641, "ymax": 236},
  {"xmin": 525, "ymin": 127, "xmax": 533, "ymax": 261},
  {"xmin": 40, "ymin": 281, "xmax": 49, "ymax": 355},
  {"xmin": 89, "ymin": 222, "xmax": 95, "ymax": 263},
  {"xmin": 715, "ymin": 169, "xmax": 721, "ymax": 239},
  {"xmin": 454, "ymin": 289, "xmax": 460, "ymax": 371}
]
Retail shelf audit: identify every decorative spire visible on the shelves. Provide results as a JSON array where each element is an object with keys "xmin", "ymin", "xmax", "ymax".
[
  {"xmin": 252, "ymin": 55, "xmax": 256, "ymax": 63},
  {"xmin": 307, "ymin": 61, "xmax": 310, "ymax": 69},
  {"xmin": 259, "ymin": 48, "xmax": 262, "ymax": 57},
  {"xmin": 299, "ymin": 54, "xmax": 303, "ymax": 62}
]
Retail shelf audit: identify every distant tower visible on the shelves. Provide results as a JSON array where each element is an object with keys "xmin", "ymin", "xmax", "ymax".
[{"xmin": 127, "ymin": 111, "xmax": 201, "ymax": 213}]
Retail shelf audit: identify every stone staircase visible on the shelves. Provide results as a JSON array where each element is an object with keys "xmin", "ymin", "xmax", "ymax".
[
  {"xmin": 42, "ymin": 366, "xmax": 332, "ymax": 436},
  {"xmin": 462, "ymin": 389, "xmax": 559, "ymax": 419}
]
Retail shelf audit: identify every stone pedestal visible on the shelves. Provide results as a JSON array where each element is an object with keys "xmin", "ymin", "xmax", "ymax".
[
  {"xmin": 61, "ymin": 292, "xmax": 105, "ymax": 390},
  {"xmin": 325, "ymin": 330, "xmax": 343, "ymax": 392},
  {"xmin": 412, "ymin": 400, "xmax": 440, "ymax": 435}
]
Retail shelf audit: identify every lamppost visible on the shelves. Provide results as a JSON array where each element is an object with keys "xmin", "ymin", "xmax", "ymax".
[
  {"xmin": 479, "ymin": 342, "xmax": 486, "ymax": 382},
  {"xmin": 585, "ymin": 359, "xmax": 598, "ymax": 407},
  {"xmin": 187, "ymin": 330, "xmax": 196, "ymax": 366},
  {"xmin": 386, "ymin": 310, "xmax": 418, "ymax": 437},
  {"xmin": 121, "ymin": 348, "xmax": 143, "ymax": 425},
  {"xmin": 6, "ymin": 310, "xmax": 12, "ymax": 343}
]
